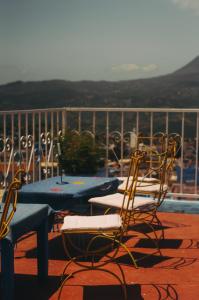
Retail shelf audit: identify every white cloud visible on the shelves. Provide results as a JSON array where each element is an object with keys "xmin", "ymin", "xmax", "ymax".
[
  {"xmin": 112, "ymin": 64, "xmax": 140, "ymax": 72},
  {"xmin": 142, "ymin": 64, "xmax": 158, "ymax": 72},
  {"xmin": 171, "ymin": 0, "xmax": 199, "ymax": 15},
  {"xmin": 111, "ymin": 64, "xmax": 158, "ymax": 73}
]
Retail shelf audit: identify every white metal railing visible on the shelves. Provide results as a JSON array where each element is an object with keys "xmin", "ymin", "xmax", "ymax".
[{"xmin": 1, "ymin": 107, "xmax": 199, "ymax": 200}]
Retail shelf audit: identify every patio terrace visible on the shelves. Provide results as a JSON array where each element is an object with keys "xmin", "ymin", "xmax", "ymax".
[
  {"xmin": 1, "ymin": 211, "xmax": 198, "ymax": 300},
  {"xmin": 1, "ymin": 107, "xmax": 199, "ymax": 299}
]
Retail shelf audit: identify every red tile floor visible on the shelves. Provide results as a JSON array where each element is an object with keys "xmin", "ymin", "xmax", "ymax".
[{"xmin": 2, "ymin": 212, "xmax": 199, "ymax": 300}]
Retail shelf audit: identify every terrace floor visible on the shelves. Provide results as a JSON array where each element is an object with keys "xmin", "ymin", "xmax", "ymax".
[{"xmin": 1, "ymin": 211, "xmax": 199, "ymax": 300}]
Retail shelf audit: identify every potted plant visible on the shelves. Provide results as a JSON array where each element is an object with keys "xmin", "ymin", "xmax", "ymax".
[{"xmin": 58, "ymin": 130, "xmax": 103, "ymax": 175}]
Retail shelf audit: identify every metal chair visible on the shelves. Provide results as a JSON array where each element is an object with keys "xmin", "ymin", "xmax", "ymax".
[
  {"xmin": 89, "ymin": 133, "xmax": 181, "ymax": 249},
  {"xmin": 118, "ymin": 132, "xmax": 181, "ymax": 217},
  {"xmin": 58, "ymin": 150, "xmax": 145, "ymax": 300},
  {"xmin": 0, "ymin": 171, "xmax": 23, "ymax": 239}
]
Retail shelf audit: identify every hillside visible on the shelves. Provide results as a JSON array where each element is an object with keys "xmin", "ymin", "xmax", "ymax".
[{"xmin": 0, "ymin": 56, "xmax": 199, "ymax": 110}]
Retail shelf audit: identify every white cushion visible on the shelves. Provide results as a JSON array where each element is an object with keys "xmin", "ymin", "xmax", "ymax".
[
  {"xmin": 118, "ymin": 177, "xmax": 167, "ymax": 193},
  {"xmin": 138, "ymin": 176, "xmax": 159, "ymax": 183},
  {"xmin": 136, "ymin": 183, "xmax": 168, "ymax": 193},
  {"xmin": 88, "ymin": 193, "xmax": 157, "ymax": 211},
  {"xmin": 118, "ymin": 176, "xmax": 159, "ymax": 183},
  {"xmin": 61, "ymin": 214, "xmax": 122, "ymax": 231}
]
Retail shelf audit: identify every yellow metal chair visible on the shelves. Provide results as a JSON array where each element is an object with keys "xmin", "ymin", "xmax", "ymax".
[
  {"xmin": 58, "ymin": 151, "xmax": 145, "ymax": 300},
  {"xmin": 89, "ymin": 148, "xmax": 168, "ymax": 259},
  {"xmin": 89, "ymin": 133, "xmax": 181, "ymax": 249},
  {"xmin": 118, "ymin": 132, "xmax": 181, "ymax": 217},
  {"xmin": 132, "ymin": 133, "xmax": 181, "ymax": 238},
  {"xmin": 137, "ymin": 132, "xmax": 181, "ymax": 189},
  {"xmin": 118, "ymin": 132, "xmax": 166, "ymax": 192},
  {"xmin": 0, "ymin": 172, "xmax": 23, "ymax": 239}
]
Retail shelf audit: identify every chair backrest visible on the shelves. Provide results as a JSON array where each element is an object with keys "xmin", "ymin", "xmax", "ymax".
[
  {"xmin": 119, "ymin": 148, "xmax": 169, "ymax": 230},
  {"xmin": 137, "ymin": 132, "xmax": 181, "ymax": 179},
  {"xmin": 137, "ymin": 132, "xmax": 167, "ymax": 154},
  {"xmin": 118, "ymin": 132, "xmax": 181, "ymax": 205},
  {"xmin": 120, "ymin": 150, "xmax": 146, "ymax": 227},
  {"xmin": 166, "ymin": 133, "xmax": 181, "ymax": 171},
  {"xmin": 0, "ymin": 176, "xmax": 22, "ymax": 239},
  {"xmin": 14, "ymin": 168, "xmax": 27, "ymax": 184}
]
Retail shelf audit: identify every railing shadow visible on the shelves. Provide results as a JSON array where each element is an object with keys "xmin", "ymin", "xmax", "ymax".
[
  {"xmin": 83, "ymin": 284, "xmax": 178, "ymax": 300},
  {"xmin": 0, "ymin": 274, "xmax": 60, "ymax": 300},
  {"xmin": 156, "ymin": 257, "xmax": 197, "ymax": 270},
  {"xmin": 150, "ymin": 284, "xmax": 178, "ymax": 300},
  {"xmin": 128, "ymin": 222, "xmax": 171, "ymax": 234},
  {"xmin": 134, "ymin": 238, "xmax": 199, "ymax": 249},
  {"xmin": 83, "ymin": 284, "xmax": 143, "ymax": 300},
  {"xmin": 134, "ymin": 238, "xmax": 182, "ymax": 249}
]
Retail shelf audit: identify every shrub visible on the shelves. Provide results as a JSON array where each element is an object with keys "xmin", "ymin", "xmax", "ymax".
[{"xmin": 58, "ymin": 130, "xmax": 103, "ymax": 175}]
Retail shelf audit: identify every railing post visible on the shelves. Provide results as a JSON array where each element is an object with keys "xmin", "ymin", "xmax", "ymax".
[
  {"xmin": 105, "ymin": 112, "xmax": 109, "ymax": 177},
  {"xmin": 120, "ymin": 112, "xmax": 124, "ymax": 176}
]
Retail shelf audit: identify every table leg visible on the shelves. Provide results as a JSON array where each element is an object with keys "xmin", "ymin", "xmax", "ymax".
[
  {"xmin": 37, "ymin": 217, "xmax": 48, "ymax": 281},
  {"xmin": 1, "ymin": 239, "xmax": 14, "ymax": 300}
]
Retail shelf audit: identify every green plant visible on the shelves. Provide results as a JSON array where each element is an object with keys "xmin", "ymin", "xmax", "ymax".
[{"xmin": 59, "ymin": 130, "xmax": 103, "ymax": 175}]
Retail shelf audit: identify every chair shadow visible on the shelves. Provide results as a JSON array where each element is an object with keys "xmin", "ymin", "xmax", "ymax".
[
  {"xmin": 25, "ymin": 231, "xmax": 198, "ymax": 271},
  {"xmin": 134, "ymin": 237, "xmax": 199, "ymax": 250},
  {"xmin": 129, "ymin": 222, "xmax": 170, "ymax": 234},
  {"xmin": 115, "ymin": 250, "xmax": 171, "ymax": 268},
  {"xmin": 157, "ymin": 256, "xmax": 197, "ymax": 270}
]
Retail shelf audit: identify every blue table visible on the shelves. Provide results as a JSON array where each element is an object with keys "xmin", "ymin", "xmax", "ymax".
[
  {"xmin": 0, "ymin": 203, "xmax": 54, "ymax": 300},
  {"xmin": 18, "ymin": 176, "xmax": 119, "ymax": 211}
]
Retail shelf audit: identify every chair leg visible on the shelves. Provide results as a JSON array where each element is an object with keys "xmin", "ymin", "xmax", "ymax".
[{"xmin": 90, "ymin": 204, "xmax": 93, "ymax": 216}]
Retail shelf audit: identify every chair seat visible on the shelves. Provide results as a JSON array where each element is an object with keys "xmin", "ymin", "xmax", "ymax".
[
  {"xmin": 136, "ymin": 182, "xmax": 167, "ymax": 193},
  {"xmin": 88, "ymin": 193, "xmax": 157, "ymax": 211},
  {"xmin": 118, "ymin": 177, "xmax": 167, "ymax": 194},
  {"xmin": 61, "ymin": 214, "xmax": 122, "ymax": 232}
]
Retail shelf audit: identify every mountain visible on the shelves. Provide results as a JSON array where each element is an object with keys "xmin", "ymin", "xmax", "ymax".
[
  {"xmin": 0, "ymin": 56, "xmax": 199, "ymax": 110},
  {"xmin": 173, "ymin": 56, "xmax": 199, "ymax": 76}
]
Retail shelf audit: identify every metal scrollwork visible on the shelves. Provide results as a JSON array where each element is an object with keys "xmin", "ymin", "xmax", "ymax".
[
  {"xmin": 58, "ymin": 130, "xmax": 63, "ymax": 138},
  {"xmin": 40, "ymin": 133, "xmax": 46, "ymax": 145},
  {"xmin": 40, "ymin": 132, "xmax": 51, "ymax": 145},
  {"xmin": 109, "ymin": 131, "xmax": 121, "ymax": 144},
  {"xmin": 123, "ymin": 131, "xmax": 132, "ymax": 144},
  {"xmin": 71, "ymin": 130, "xmax": 80, "ymax": 136},
  {"xmin": 46, "ymin": 132, "xmax": 51, "ymax": 145},
  {"xmin": 0, "ymin": 138, "xmax": 4, "ymax": 153},
  {"xmin": 81, "ymin": 130, "xmax": 95, "ymax": 139},
  {"xmin": 5, "ymin": 138, "xmax": 13, "ymax": 152},
  {"xmin": 0, "ymin": 173, "xmax": 5, "ymax": 189},
  {"xmin": 27, "ymin": 135, "xmax": 33, "ymax": 148},
  {"xmin": 20, "ymin": 136, "xmax": 27, "ymax": 149}
]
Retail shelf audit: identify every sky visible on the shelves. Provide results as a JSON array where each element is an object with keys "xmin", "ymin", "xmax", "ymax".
[{"xmin": 0, "ymin": 0, "xmax": 199, "ymax": 84}]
